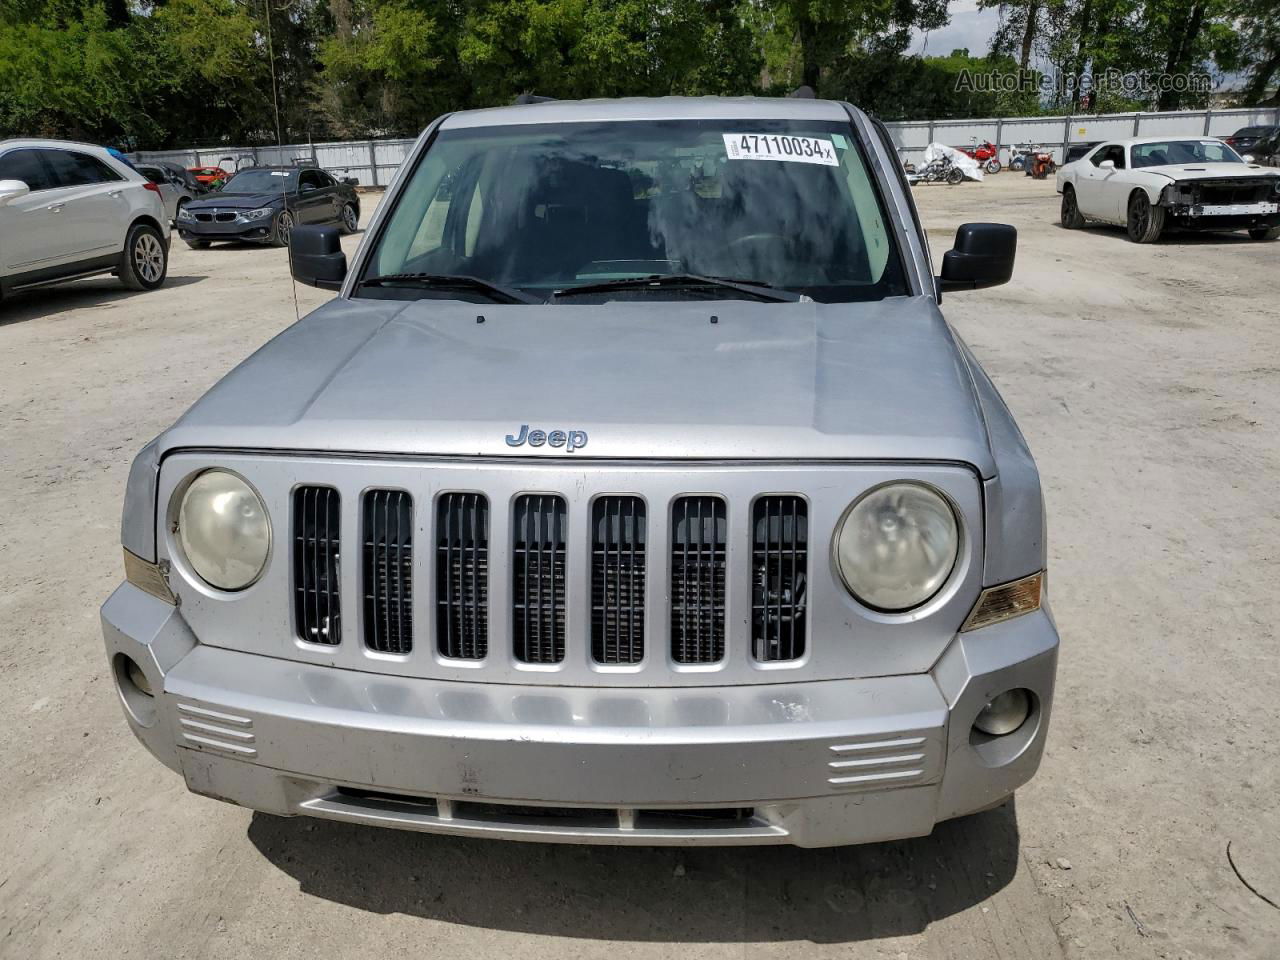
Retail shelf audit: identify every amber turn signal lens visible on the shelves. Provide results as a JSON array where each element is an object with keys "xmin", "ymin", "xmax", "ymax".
[{"xmin": 960, "ymin": 572, "xmax": 1042, "ymax": 632}]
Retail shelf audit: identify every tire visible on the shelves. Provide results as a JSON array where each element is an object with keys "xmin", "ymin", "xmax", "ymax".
[
  {"xmin": 339, "ymin": 202, "xmax": 359, "ymax": 235},
  {"xmin": 118, "ymin": 223, "xmax": 168, "ymax": 291},
  {"xmin": 1010, "ymin": 157, "xmax": 1025, "ymax": 172},
  {"xmin": 1248, "ymin": 226, "xmax": 1279, "ymax": 241},
  {"xmin": 184, "ymin": 238, "xmax": 210, "ymax": 250},
  {"xmin": 272, "ymin": 209, "xmax": 295, "ymax": 247},
  {"xmin": 985, "ymin": 159, "xmax": 1002, "ymax": 174},
  {"xmin": 947, "ymin": 167, "xmax": 964, "ymax": 184},
  {"xmin": 1061, "ymin": 186, "xmax": 1085, "ymax": 229},
  {"xmin": 1126, "ymin": 191, "xmax": 1164, "ymax": 243}
]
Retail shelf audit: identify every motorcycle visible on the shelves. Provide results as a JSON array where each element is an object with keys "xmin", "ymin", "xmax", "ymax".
[
  {"xmin": 959, "ymin": 139, "xmax": 1002, "ymax": 174},
  {"xmin": 1008, "ymin": 143, "xmax": 1032, "ymax": 173},
  {"xmin": 1029, "ymin": 146, "xmax": 1056, "ymax": 180},
  {"xmin": 916, "ymin": 154, "xmax": 966, "ymax": 185}
]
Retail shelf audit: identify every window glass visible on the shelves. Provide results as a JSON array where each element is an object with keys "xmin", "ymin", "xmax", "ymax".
[
  {"xmin": 299, "ymin": 169, "xmax": 324, "ymax": 189},
  {"xmin": 1131, "ymin": 140, "xmax": 1243, "ymax": 168},
  {"xmin": 365, "ymin": 119, "xmax": 908, "ymax": 303},
  {"xmin": 42, "ymin": 150, "xmax": 123, "ymax": 187},
  {"xmin": 0, "ymin": 148, "xmax": 54, "ymax": 191}
]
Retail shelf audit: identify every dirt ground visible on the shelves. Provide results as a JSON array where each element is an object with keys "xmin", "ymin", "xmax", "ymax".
[{"xmin": 1, "ymin": 174, "xmax": 1278, "ymax": 960}]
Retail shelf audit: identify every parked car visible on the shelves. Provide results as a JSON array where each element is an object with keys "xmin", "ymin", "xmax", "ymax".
[
  {"xmin": 188, "ymin": 166, "xmax": 230, "ymax": 188},
  {"xmin": 136, "ymin": 163, "xmax": 196, "ymax": 223},
  {"xmin": 104, "ymin": 95, "xmax": 1058, "ymax": 849},
  {"xmin": 1222, "ymin": 125, "xmax": 1279, "ymax": 156},
  {"xmin": 154, "ymin": 160, "xmax": 210, "ymax": 196},
  {"xmin": 1240, "ymin": 128, "xmax": 1280, "ymax": 167},
  {"xmin": 0, "ymin": 139, "xmax": 170, "ymax": 298},
  {"xmin": 176, "ymin": 165, "xmax": 359, "ymax": 248},
  {"xmin": 1057, "ymin": 136, "xmax": 1280, "ymax": 242}
]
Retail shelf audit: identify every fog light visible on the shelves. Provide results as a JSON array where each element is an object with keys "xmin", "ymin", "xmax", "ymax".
[
  {"xmin": 973, "ymin": 688, "xmax": 1030, "ymax": 736},
  {"xmin": 124, "ymin": 656, "xmax": 153, "ymax": 697}
]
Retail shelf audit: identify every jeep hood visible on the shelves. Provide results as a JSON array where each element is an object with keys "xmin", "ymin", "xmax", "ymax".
[{"xmin": 158, "ymin": 295, "xmax": 996, "ymax": 476}]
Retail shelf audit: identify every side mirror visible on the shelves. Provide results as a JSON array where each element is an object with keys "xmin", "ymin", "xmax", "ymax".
[
  {"xmin": 0, "ymin": 179, "xmax": 30, "ymax": 205},
  {"xmin": 290, "ymin": 224, "xmax": 347, "ymax": 290},
  {"xmin": 1098, "ymin": 159, "xmax": 1116, "ymax": 170},
  {"xmin": 938, "ymin": 223, "xmax": 1016, "ymax": 293}
]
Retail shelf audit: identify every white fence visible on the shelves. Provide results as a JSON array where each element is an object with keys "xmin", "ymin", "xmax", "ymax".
[{"xmin": 134, "ymin": 105, "xmax": 1280, "ymax": 183}]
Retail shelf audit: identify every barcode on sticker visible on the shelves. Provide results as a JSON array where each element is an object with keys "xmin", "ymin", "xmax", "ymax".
[{"xmin": 723, "ymin": 133, "xmax": 839, "ymax": 166}]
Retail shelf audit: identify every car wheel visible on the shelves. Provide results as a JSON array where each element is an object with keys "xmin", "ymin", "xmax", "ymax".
[
  {"xmin": 1126, "ymin": 191, "xmax": 1164, "ymax": 243},
  {"xmin": 1061, "ymin": 186, "xmax": 1086, "ymax": 229},
  {"xmin": 1248, "ymin": 226, "xmax": 1279, "ymax": 241},
  {"xmin": 119, "ymin": 223, "xmax": 168, "ymax": 291},
  {"xmin": 339, "ymin": 202, "xmax": 359, "ymax": 235},
  {"xmin": 272, "ymin": 210, "xmax": 296, "ymax": 248},
  {"xmin": 184, "ymin": 238, "xmax": 210, "ymax": 250}
]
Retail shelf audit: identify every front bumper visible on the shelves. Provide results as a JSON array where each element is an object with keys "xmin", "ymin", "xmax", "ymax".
[
  {"xmin": 178, "ymin": 217, "xmax": 276, "ymax": 243},
  {"xmin": 102, "ymin": 583, "xmax": 1059, "ymax": 848}
]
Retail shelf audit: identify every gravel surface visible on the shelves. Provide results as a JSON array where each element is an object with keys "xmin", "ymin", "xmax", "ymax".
[{"xmin": 1, "ymin": 176, "xmax": 1277, "ymax": 959}]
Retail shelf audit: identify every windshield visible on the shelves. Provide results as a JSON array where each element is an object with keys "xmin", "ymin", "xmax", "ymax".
[
  {"xmin": 360, "ymin": 119, "xmax": 908, "ymax": 303},
  {"xmin": 1131, "ymin": 140, "xmax": 1243, "ymax": 168},
  {"xmin": 221, "ymin": 169, "xmax": 295, "ymax": 193}
]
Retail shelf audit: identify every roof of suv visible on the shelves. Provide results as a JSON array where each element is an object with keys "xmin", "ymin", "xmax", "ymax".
[{"xmin": 439, "ymin": 96, "xmax": 853, "ymax": 130}]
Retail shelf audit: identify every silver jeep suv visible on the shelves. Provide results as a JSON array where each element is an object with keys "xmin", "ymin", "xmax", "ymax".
[{"xmin": 103, "ymin": 96, "xmax": 1058, "ymax": 847}]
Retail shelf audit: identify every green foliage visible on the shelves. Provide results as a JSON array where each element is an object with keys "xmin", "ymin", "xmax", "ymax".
[{"xmin": 0, "ymin": 0, "xmax": 1275, "ymax": 146}]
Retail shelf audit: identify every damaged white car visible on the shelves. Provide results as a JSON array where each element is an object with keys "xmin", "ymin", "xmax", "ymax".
[{"xmin": 1057, "ymin": 136, "xmax": 1280, "ymax": 243}]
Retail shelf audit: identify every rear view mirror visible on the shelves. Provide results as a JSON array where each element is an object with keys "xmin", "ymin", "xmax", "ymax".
[
  {"xmin": 0, "ymin": 179, "xmax": 30, "ymax": 205},
  {"xmin": 290, "ymin": 224, "xmax": 347, "ymax": 290},
  {"xmin": 938, "ymin": 223, "xmax": 1016, "ymax": 293}
]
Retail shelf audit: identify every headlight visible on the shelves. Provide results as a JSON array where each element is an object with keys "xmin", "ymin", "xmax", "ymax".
[
  {"xmin": 833, "ymin": 482, "xmax": 959, "ymax": 611},
  {"xmin": 239, "ymin": 207, "xmax": 275, "ymax": 221},
  {"xmin": 176, "ymin": 470, "xmax": 271, "ymax": 590},
  {"xmin": 177, "ymin": 206, "xmax": 195, "ymax": 221}
]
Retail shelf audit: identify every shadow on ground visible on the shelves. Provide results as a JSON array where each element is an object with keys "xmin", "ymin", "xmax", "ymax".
[
  {"xmin": 0, "ymin": 275, "xmax": 206, "ymax": 326},
  {"xmin": 249, "ymin": 799, "xmax": 1021, "ymax": 943}
]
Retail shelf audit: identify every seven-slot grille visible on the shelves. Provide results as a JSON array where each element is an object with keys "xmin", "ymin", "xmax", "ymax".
[
  {"xmin": 670, "ymin": 497, "xmax": 727, "ymax": 664},
  {"xmin": 591, "ymin": 496, "xmax": 646, "ymax": 664},
  {"xmin": 293, "ymin": 486, "xmax": 341, "ymax": 645},
  {"xmin": 751, "ymin": 496, "xmax": 808, "ymax": 662},
  {"xmin": 512, "ymin": 495, "xmax": 568, "ymax": 664},
  {"xmin": 363, "ymin": 489, "xmax": 413, "ymax": 654},
  {"xmin": 292, "ymin": 489, "xmax": 809, "ymax": 665},
  {"xmin": 436, "ymin": 493, "xmax": 489, "ymax": 660}
]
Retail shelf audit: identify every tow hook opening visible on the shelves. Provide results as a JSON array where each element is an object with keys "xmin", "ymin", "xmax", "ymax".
[{"xmin": 113, "ymin": 653, "xmax": 159, "ymax": 727}]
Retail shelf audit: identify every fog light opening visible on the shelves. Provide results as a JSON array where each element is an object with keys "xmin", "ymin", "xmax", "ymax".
[
  {"xmin": 973, "ymin": 688, "xmax": 1031, "ymax": 737},
  {"xmin": 113, "ymin": 653, "xmax": 159, "ymax": 727}
]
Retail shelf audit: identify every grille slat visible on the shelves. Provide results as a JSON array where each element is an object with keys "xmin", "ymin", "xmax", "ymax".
[
  {"xmin": 670, "ymin": 497, "xmax": 726, "ymax": 664},
  {"xmin": 752, "ymin": 496, "xmax": 807, "ymax": 662},
  {"xmin": 513, "ymin": 495, "xmax": 567, "ymax": 663},
  {"xmin": 363, "ymin": 489, "xmax": 413, "ymax": 654},
  {"xmin": 591, "ymin": 496, "xmax": 646, "ymax": 664},
  {"xmin": 293, "ymin": 485, "xmax": 342, "ymax": 645},
  {"xmin": 436, "ymin": 493, "xmax": 489, "ymax": 659}
]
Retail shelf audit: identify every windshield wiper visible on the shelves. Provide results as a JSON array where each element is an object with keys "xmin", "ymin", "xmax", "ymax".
[
  {"xmin": 359, "ymin": 273, "xmax": 541, "ymax": 304},
  {"xmin": 550, "ymin": 273, "xmax": 800, "ymax": 303}
]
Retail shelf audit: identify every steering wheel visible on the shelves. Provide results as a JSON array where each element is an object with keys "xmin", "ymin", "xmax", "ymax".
[{"xmin": 727, "ymin": 232, "xmax": 788, "ymax": 250}]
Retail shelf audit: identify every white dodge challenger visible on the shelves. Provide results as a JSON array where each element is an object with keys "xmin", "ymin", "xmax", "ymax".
[{"xmin": 1056, "ymin": 136, "xmax": 1280, "ymax": 243}]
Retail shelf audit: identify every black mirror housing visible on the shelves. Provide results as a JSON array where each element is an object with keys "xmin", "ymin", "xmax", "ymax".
[
  {"xmin": 938, "ymin": 222, "xmax": 1017, "ymax": 293},
  {"xmin": 290, "ymin": 224, "xmax": 347, "ymax": 291}
]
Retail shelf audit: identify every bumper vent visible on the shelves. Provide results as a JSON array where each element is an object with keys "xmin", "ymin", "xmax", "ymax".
[
  {"xmin": 670, "ymin": 496, "xmax": 727, "ymax": 664},
  {"xmin": 591, "ymin": 496, "xmax": 646, "ymax": 664},
  {"xmin": 751, "ymin": 496, "xmax": 807, "ymax": 662},
  {"xmin": 363, "ymin": 490, "xmax": 413, "ymax": 654},
  {"xmin": 436, "ymin": 493, "xmax": 489, "ymax": 660},
  {"xmin": 513, "ymin": 495, "xmax": 567, "ymax": 664},
  {"xmin": 292, "ymin": 486, "xmax": 341, "ymax": 645}
]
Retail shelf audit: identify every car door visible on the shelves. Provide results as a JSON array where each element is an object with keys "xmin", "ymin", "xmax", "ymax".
[
  {"xmin": 295, "ymin": 169, "xmax": 328, "ymax": 224},
  {"xmin": 40, "ymin": 148, "xmax": 133, "ymax": 258},
  {"xmin": 0, "ymin": 147, "xmax": 67, "ymax": 274},
  {"xmin": 1075, "ymin": 144, "xmax": 1125, "ymax": 220}
]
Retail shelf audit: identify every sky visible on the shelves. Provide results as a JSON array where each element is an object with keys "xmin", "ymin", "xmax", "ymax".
[{"xmin": 908, "ymin": 0, "xmax": 999, "ymax": 59}]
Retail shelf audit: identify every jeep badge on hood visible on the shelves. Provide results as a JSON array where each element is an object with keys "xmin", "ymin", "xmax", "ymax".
[{"xmin": 506, "ymin": 424, "xmax": 589, "ymax": 452}]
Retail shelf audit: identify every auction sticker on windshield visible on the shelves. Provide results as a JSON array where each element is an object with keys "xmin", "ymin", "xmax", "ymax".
[{"xmin": 723, "ymin": 133, "xmax": 839, "ymax": 166}]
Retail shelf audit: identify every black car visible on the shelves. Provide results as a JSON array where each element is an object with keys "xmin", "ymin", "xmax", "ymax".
[
  {"xmin": 1223, "ymin": 125, "xmax": 1279, "ymax": 157},
  {"xmin": 176, "ymin": 165, "xmax": 360, "ymax": 248}
]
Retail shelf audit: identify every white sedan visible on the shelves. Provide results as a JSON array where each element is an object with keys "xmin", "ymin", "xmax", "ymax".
[{"xmin": 1056, "ymin": 136, "xmax": 1280, "ymax": 243}]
